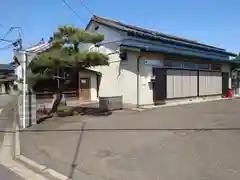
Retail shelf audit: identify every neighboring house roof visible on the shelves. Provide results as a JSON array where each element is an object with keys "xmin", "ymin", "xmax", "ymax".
[
  {"xmin": 0, "ymin": 75, "xmax": 17, "ymax": 82},
  {"xmin": 0, "ymin": 64, "xmax": 16, "ymax": 82},
  {"xmin": 11, "ymin": 39, "xmax": 52, "ymax": 66},
  {"xmin": 87, "ymin": 15, "xmax": 236, "ymax": 57},
  {"xmin": 26, "ymin": 41, "xmax": 52, "ymax": 53},
  {"xmin": 0, "ymin": 64, "xmax": 15, "ymax": 71}
]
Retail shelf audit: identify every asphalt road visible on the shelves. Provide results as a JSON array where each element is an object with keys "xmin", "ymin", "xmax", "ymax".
[
  {"xmin": 0, "ymin": 164, "xmax": 24, "ymax": 180},
  {"xmin": 0, "ymin": 95, "xmax": 14, "ymax": 142},
  {"xmin": 21, "ymin": 99, "xmax": 240, "ymax": 180},
  {"xmin": 0, "ymin": 95, "xmax": 24, "ymax": 180}
]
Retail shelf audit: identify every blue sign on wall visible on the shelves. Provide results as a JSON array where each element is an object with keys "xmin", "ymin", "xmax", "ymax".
[{"xmin": 144, "ymin": 60, "xmax": 162, "ymax": 66}]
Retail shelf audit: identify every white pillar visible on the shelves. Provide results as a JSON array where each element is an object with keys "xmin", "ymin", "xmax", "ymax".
[
  {"xmin": 0, "ymin": 84, "xmax": 2, "ymax": 93},
  {"xmin": 237, "ymin": 71, "xmax": 240, "ymax": 96},
  {"xmin": 1, "ymin": 84, "xmax": 6, "ymax": 94},
  {"xmin": 22, "ymin": 52, "xmax": 26, "ymax": 128},
  {"xmin": 229, "ymin": 75, "xmax": 232, "ymax": 89},
  {"xmin": 9, "ymin": 84, "xmax": 14, "ymax": 94}
]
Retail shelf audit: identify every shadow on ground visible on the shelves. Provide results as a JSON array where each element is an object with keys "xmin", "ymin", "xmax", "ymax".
[{"xmin": 20, "ymin": 99, "xmax": 240, "ymax": 180}]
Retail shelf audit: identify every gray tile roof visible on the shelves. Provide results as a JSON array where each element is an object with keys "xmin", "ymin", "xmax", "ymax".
[
  {"xmin": 88, "ymin": 16, "xmax": 236, "ymax": 56},
  {"xmin": 0, "ymin": 75, "xmax": 17, "ymax": 82},
  {"xmin": 0, "ymin": 64, "xmax": 15, "ymax": 71},
  {"xmin": 26, "ymin": 41, "xmax": 51, "ymax": 53}
]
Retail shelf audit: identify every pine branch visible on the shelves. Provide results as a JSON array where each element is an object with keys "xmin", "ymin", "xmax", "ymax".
[
  {"xmin": 29, "ymin": 25, "xmax": 109, "ymax": 91},
  {"xmin": 27, "ymin": 70, "xmax": 52, "ymax": 88},
  {"xmin": 29, "ymin": 25, "xmax": 109, "ymax": 113},
  {"xmin": 53, "ymin": 26, "xmax": 104, "ymax": 45}
]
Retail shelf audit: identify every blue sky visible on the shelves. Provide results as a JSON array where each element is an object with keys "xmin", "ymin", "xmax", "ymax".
[{"xmin": 0, "ymin": 0, "xmax": 239, "ymax": 63}]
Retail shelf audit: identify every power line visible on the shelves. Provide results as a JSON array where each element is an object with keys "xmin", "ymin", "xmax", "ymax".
[
  {"xmin": 77, "ymin": 0, "xmax": 94, "ymax": 16},
  {"xmin": 0, "ymin": 38, "xmax": 13, "ymax": 43},
  {"xmin": 0, "ymin": 26, "xmax": 23, "ymax": 43},
  {"xmin": 0, "ymin": 37, "xmax": 21, "ymax": 51},
  {"xmin": 0, "ymin": 24, "xmax": 24, "ymax": 39},
  {"xmin": 0, "ymin": 24, "xmax": 21, "ymax": 29},
  {"xmin": 61, "ymin": 0, "xmax": 86, "ymax": 25},
  {"xmin": 1, "ymin": 27, "xmax": 13, "ymax": 39},
  {"xmin": 0, "ymin": 24, "xmax": 7, "ymax": 28}
]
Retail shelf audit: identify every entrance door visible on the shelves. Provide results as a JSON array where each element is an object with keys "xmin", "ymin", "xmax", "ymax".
[
  {"xmin": 222, "ymin": 72, "xmax": 229, "ymax": 96},
  {"xmin": 152, "ymin": 68, "xmax": 166, "ymax": 104},
  {"xmin": 79, "ymin": 78, "xmax": 91, "ymax": 102}
]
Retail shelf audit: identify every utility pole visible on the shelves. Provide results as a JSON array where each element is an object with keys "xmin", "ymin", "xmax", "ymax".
[
  {"xmin": 18, "ymin": 29, "xmax": 23, "ymax": 50},
  {"xmin": 18, "ymin": 29, "xmax": 26, "ymax": 128}
]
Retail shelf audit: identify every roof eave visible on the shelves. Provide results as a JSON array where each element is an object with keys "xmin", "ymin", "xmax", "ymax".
[
  {"xmin": 120, "ymin": 44, "xmax": 232, "ymax": 63},
  {"xmin": 226, "ymin": 52, "xmax": 238, "ymax": 57},
  {"xmin": 89, "ymin": 16, "xmax": 235, "ymax": 55},
  {"xmin": 85, "ymin": 17, "xmax": 94, "ymax": 30}
]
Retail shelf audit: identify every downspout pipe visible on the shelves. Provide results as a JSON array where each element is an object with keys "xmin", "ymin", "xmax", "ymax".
[{"xmin": 137, "ymin": 54, "xmax": 142, "ymax": 108}]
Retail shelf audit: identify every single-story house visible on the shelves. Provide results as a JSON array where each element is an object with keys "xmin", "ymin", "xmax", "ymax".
[
  {"xmin": 14, "ymin": 16, "xmax": 238, "ymax": 107},
  {"xmin": 84, "ymin": 15, "xmax": 237, "ymax": 107}
]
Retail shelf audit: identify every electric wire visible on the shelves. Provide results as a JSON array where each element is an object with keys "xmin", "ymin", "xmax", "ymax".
[
  {"xmin": 77, "ymin": 0, "xmax": 95, "ymax": 15},
  {"xmin": 61, "ymin": 0, "xmax": 86, "ymax": 25}
]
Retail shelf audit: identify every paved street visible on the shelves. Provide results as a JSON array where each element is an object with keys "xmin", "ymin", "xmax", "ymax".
[
  {"xmin": 0, "ymin": 95, "xmax": 24, "ymax": 180},
  {"xmin": 21, "ymin": 99, "xmax": 240, "ymax": 180},
  {"xmin": 0, "ymin": 164, "xmax": 24, "ymax": 180}
]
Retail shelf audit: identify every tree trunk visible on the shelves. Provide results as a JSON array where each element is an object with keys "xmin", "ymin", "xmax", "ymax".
[
  {"xmin": 50, "ymin": 69, "xmax": 76, "ymax": 114},
  {"xmin": 50, "ymin": 92, "xmax": 63, "ymax": 114},
  {"xmin": 50, "ymin": 80, "xmax": 69, "ymax": 114}
]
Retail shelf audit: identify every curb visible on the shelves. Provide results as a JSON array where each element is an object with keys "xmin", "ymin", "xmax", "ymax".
[
  {"xmin": 140, "ymin": 97, "xmax": 236, "ymax": 110},
  {"xmin": 13, "ymin": 108, "xmax": 70, "ymax": 180},
  {"xmin": 0, "ymin": 99, "xmax": 50, "ymax": 180},
  {"xmin": 17, "ymin": 155, "xmax": 69, "ymax": 180}
]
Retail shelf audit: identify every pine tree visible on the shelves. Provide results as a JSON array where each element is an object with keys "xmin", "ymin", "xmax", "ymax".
[{"xmin": 28, "ymin": 26, "xmax": 109, "ymax": 113}]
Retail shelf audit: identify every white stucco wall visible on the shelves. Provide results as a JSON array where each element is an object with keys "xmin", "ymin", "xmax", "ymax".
[
  {"xmin": 87, "ymin": 22, "xmax": 125, "ymax": 98},
  {"xmin": 113, "ymin": 51, "xmax": 164, "ymax": 105},
  {"xmin": 14, "ymin": 51, "xmax": 24, "ymax": 80},
  {"xmin": 14, "ymin": 50, "xmax": 37, "ymax": 92},
  {"xmin": 86, "ymin": 22, "xmax": 167, "ymax": 105},
  {"xmin": 138, "ymin": 56, "xmax": 154, "ymax": 105},
  {"xmin": 86, "ymin": 22, "xmax": 158, "ymax": 105},
  {"xmin": 14, "ymin": 51, "xmax": 36, "ymax": 79},
  {"xmin": 118, "ymin": 52, "xmax": 138, "ymax": 104},
  {"xmin": 138, "ymin": 54, "xmax": 164, "ymax": 105}
]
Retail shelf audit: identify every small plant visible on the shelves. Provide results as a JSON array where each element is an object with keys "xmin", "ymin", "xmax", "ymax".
[
  {"xmin": 57, "ymin": 107, "xmax": 66, "ymax": 112},
  {"xmin": 37, "ymin": 106, "xmax": 48, "ymax": 114}
]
